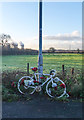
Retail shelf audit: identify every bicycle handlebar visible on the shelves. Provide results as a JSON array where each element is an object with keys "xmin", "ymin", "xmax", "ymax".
[{"xmin": 30, "ymin": 67, "xmax": 56, "ymax": 76}]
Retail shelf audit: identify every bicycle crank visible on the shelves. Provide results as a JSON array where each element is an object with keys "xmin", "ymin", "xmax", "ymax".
[{"xmin": 36, "ymin": 86, "xmax": 42, "ymax": 92}]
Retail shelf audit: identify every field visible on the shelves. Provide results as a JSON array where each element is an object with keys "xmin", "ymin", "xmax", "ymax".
[
  {"xmin": 2, "ymin": 53, "xmax": 82, "ymax": 73},
  {"xmin": 1, "ymin": 53, "xmax": 83, "ymax": 101}
]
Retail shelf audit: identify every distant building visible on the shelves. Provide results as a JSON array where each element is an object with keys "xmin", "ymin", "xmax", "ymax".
[
  {"xmin": 10, "ymin": 42, "xmax": 18, "ymax": 48},
  {"xmin": 5, "ymin": 43, "xmax": 10, "ymax": 49},
  {"xmin": 18, "ymin": 41, "xmax": 24, "ymax": 49}
]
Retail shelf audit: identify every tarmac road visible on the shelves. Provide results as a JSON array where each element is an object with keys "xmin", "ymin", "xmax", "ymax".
[{"xmin": 2, "ymin": 95, "xmax": 83, "ymax": 119}]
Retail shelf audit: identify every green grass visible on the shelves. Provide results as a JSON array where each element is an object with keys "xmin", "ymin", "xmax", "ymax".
[{"xmin": 2, "ymin": 53, "xmax": 82, "ymax": 73}]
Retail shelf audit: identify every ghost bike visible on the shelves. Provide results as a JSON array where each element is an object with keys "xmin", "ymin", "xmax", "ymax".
[{"xmin": 18, "ymin": 67, "xmax": 69, "ymax": 98}]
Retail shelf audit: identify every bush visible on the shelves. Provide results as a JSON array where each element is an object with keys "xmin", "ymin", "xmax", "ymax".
[
  {"xmin": 2, "ymin": 70, "xmax": 28, "ymax": 101},
  {"xmin": 56, "ymin": 70, "xmax": 83, "ymax": 99},
  {"xmin": 2, "ymin": 70, "xmax": 83, "ymax": 101}
]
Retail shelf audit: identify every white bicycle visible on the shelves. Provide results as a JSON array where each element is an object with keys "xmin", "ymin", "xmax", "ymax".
[{"xmin": 18, "ymin": 67, "xmax": 69, "ymax": 98}]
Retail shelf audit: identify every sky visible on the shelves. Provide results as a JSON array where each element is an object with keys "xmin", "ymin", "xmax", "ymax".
[{"xmin": 0, "ymin": 1, "xmax": 82, "ymax": 50}]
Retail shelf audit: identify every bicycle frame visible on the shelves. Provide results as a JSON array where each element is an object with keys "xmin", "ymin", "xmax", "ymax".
[
  {"xmin": 18, "ymin": 69, "xmax": 69, "ymax": 98},
  {"xmin": 31, "ymin": 72, "xmax": 54, "ymax": 87}
]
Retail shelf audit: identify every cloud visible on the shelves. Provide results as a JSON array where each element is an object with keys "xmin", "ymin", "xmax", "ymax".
[{"xmin": 43, "ymin": 31, "xmax": 81, "ymax": 41}]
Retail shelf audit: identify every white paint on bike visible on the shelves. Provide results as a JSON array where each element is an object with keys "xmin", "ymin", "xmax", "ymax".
[
  {"xmin": 24, "ymin": 80, "xmax": 29, "ymax": 86},
  {"xmin": 48, "ymin": 88, "xmax": 51, "ymax": 94},
  {"xmin": 52, "ymin": 83, "xmax": 57, "ymax": 87}
]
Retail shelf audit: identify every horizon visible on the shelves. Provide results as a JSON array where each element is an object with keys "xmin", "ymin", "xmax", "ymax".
[{"xmin": 0, "ymin": 1, "xmax": 82, "ymax": 50}]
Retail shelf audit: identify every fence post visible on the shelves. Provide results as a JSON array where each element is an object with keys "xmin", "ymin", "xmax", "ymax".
[
  {"xmin": 62, "ymin": 64, "xmax": 64, "ymax": 74},
  {"xmin": 27, "ymin": 63, "xmax": 29, "ymax": 75},
  {"xmin": 62, "ymin": 64, "xmax": 65, "ymax": 80},
  {"xmin": 71, "ymin": 68, "xmax": 74, "ymax": 75}
]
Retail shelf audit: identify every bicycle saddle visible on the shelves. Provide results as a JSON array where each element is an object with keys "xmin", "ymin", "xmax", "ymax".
[{"xmin": 50, "ymin": 69, "xmax": 56, "ymax": 77}]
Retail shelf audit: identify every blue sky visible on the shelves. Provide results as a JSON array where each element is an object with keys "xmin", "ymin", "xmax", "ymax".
[{"xmin": 0, "ymin": 2, "xmax": 82, "ymax": 50}]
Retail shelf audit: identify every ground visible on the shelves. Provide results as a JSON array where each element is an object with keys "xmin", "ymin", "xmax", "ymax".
[{"xmin": 2, "ymin": 94, "xmax": 83, "ymax": 119}]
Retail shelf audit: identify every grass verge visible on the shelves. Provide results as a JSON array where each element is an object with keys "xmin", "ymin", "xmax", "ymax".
[{"xmin": 2, "ymin": 70, "xmax": 83, "ymax": 102}]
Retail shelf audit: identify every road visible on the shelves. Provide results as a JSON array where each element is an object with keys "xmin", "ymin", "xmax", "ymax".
[{"xmin": 2, "ymin": 95, "xmax": 83, "ymax": 119}]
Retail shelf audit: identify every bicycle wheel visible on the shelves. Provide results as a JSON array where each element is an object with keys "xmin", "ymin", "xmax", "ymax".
[
  {"xmin": 46, "ymin": 77, "xmax": 67, "ymax": 98},
  {"xmin": 18, "ymin": 76, "xmax": 36, "ymax": 95}
]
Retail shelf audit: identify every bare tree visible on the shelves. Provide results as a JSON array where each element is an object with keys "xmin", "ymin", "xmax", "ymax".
[{"xmin": 0, "ymin": 34, "xmax": 11, "ymax": 47}]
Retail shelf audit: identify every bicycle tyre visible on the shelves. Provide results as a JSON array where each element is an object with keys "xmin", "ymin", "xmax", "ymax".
[
  {"xmin": 46, "ymin": 77, "xmax": 67, "ymax": 98},
  {"xmin": 18, "ymin": 76, "xmax": 36, "ymax": 95}
]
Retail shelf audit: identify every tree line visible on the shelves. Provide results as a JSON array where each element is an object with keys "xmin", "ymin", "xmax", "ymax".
[
  {"xmin": 0, "ymin": 34, "xmax": 82, "ymax": 55},
  {"xmin": 2, "ymin": 48, "xmax": 38, "ymax": 55}
]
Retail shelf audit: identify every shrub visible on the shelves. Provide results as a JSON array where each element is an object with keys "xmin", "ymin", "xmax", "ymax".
[{"xmin": 2, "ymin": 69, "xmax": 83, "ymax": 101}]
